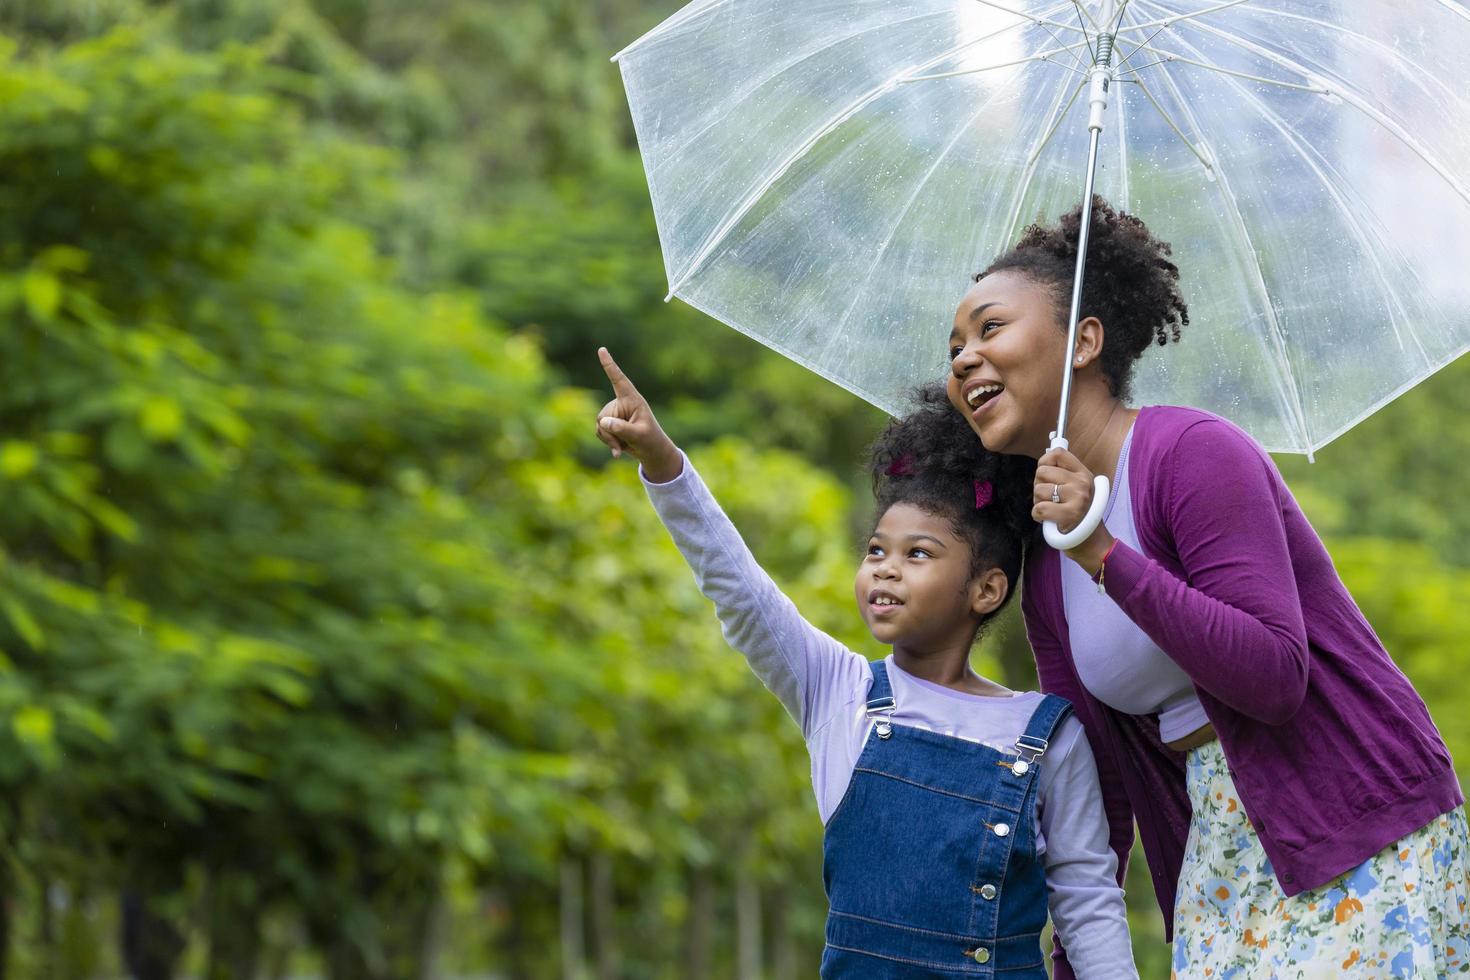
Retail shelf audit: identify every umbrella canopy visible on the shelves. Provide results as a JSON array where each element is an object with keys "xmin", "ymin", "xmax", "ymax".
[{"xmin": 614, "ymin": 0, "xmax": 1470, "ymax": 454}]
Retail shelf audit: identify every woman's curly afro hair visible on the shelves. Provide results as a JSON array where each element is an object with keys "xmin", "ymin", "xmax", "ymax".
[
  {"xmin": 866, "ymin": 384, "xmax": 1038, "ymax": 637},
  {"xmin": 977, "ymin": 196, "xmax": 1189, "ymax": 401}
]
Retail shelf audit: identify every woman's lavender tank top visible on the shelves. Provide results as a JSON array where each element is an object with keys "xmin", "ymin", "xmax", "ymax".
[{"xmin": 1061, "ymin": 427, "xmax": 1210, "ymax": 743}]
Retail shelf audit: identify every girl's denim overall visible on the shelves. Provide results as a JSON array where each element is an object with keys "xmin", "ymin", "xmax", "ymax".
[{"xmin": 820, "ymin": 661, "xmax": 1070, "ymax": 978}]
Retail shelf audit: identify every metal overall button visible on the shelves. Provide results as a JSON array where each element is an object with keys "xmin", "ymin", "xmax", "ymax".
[
  {"xmin": 865, "ymin": 694, "xmax": 896, "ymax": 740},
  {"xmin": 979, "ymin": 883, "xmax": 997, "ymax": 900},
  {"xmin": 1012, "ymin": 734, "xmax": 1049, "ymax": 776},
  {"xmin": 992, "ymin": 822, "xmax": 1010, "ymax": 838},
  {"xmin": 968, "ymin": 947, "xmax": 991, "ymax": 964}
]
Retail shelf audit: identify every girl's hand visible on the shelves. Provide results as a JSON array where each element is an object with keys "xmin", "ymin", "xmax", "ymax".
[
  {"xmin": 1033, "ymin": 447, "xmax": 1114, "ymax": 574},
  {"xmin": 595, "ymin": 347, "xmax": 683, "ymax": 483}
]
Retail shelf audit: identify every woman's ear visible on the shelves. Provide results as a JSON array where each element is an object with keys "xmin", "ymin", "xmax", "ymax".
[
  {"xmin": 1072, "ymin": 315, "xmax": 1105, "ymax": 369},
  {"xmin": 970, "ymin": 566, "xmax": 1010, "ymax": 617}
]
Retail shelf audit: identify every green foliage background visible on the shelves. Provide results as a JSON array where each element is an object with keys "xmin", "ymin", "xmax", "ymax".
[{"xmin": 0, "ymin": 1, "xmax": 1463, "ymax": 977}]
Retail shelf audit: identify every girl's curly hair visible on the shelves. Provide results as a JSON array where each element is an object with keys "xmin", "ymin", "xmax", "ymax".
[
  {"xmin": 866, "ymin": 384, "xmax": 1037, "ymax": 637},
  {"xmin": 978, "ymin": 196, "xmax": 1189, "ymax": 401}
]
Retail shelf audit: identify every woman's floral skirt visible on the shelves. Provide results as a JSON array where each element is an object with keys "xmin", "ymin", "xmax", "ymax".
[{"xmin": 1171, "ymin": 739, "xmax": 1470, "ymax": 978}]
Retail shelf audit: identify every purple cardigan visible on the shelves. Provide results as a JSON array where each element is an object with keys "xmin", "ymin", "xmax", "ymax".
[{"xmin": 1025, "ymin": 406, "xmax": 1462, "ymax": 972}]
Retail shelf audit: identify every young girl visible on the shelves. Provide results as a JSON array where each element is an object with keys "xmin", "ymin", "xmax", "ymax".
[{"xmin": 595, "ymin": 347, "xmax": 1138, "ymax": 978}]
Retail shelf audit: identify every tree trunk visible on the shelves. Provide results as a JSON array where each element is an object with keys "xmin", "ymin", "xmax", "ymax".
[
  {"xmin": 769, "ymin": 886, "xmax": 794, "ymax": 980},
  {"xmin": 38, "ymin": 874, "xmax": 53, "ymax": 962},
  {"xmin": 259, "ymin": 917, "xmax": 293, "ymax": 980},
  {"xmin": 588, "ymin": 852, "xmax": 619, "ymax": 980},
  {"xmin": 417, "ymin": 887, "xmax": 446, "ymax": 980},
  {"xmin": 0, "ymin": 798, "xmax": 18, "ymax": 980},
  {"xmin": 501, "ymin": 877, "xmax": 537, "ymax": 980},
  {"xmin": 559, "ymin": 857, "xmax": 586, "ymax": 980},
  {"xmin": 0, "ymin": 864, "xmax": 10, "ymax": 980},
  {"xmin": 685, "ymin": 868, "xmax": 713, "ymax": 980},
  {"xmin": 318, "ymin": 865, "xmax": 440, "ymax": 980},
  {"xmin": 204, "ymin": 870, "xmax": 262, "ymax": 980},
  {"xmin": 120, "ymin": 888, "xmax": 187, "ymax": 980},
  {"xmin": 736, "ymin": 874, "xmax": 762, "ymax": 980}
]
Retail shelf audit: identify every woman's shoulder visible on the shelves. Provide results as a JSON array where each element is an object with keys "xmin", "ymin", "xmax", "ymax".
[
  {"xmin": 1135, "ymin": 405, "xmax": 1272, "ymax": 468},
  {"xmin": 1137, "ymin": 404, "xmax": 1255, "ymax": 441}
]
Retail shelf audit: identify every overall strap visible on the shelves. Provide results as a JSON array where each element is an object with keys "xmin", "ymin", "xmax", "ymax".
[
  {"xmin": 1010, "ymin": 694, "xmax": 1073, "ymax": 775},
  {"xmin": 865, "ymin": 659, "xmax": 897, "ymax": 739}
]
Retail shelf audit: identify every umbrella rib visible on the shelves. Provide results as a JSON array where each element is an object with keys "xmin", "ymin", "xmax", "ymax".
[
  {"xmin": 663, "ymin": 1, "xmax": 1080, "ymax": 300},
  {"xmin": 1115, "ymin": 24, "xmax": 1171, "ymax": 70},
  {"xmin": 1155, "ymin": 30, "xmax": 1428, "ymax": 364},
  {"xmin": 1068, "ymin": 0, "xmax": 1103, "ymax": 33},
  {"xmin": 831, "ymin": 84, "xmax": 1022, "ymax": 352},
  {"xmin": 1110, "ymin": 0, "xmax": 1136, "ymax": 35},
  {"xmin": 1428, "ymin": 0, "xmax": 1470, "ymax": 27},
  {"xmin": 1113, "ymin": 60, "xmax": 1132, "ymax": 210},
  {"xmin": 1110, "ymin": 0, "xmax": 1148, "ymax": 211},
  {"xmin": 1025, "ymin": 77, "xmax": 1089, "ymax": 167},
  {"xmin": 1129, "ymin": 75, "xmax": 1216, "ymax": 176},
  {"xmin": 649, "ymin": 7, "xmax": 965, "ymax": 177},
  {"xmin": 1122, "ymin": 44, "xmax": 1324, "ymax": 93},
  {"xmin": 902, "ymin": 41, "xmax": 1094, "ymax": 82},
  {"xmin": 1228, "ymin": 6, "xmax": 1458, "ymax": 108},
  {"xmin": 1139, "ymin": 51, "xmax": 1317, "ymax": 452},
  {"xmin": 1001, "ymin": 75, "xmax": 1088, "ymax": 247},
  {"xmin": 1283, "ymin": 337, "xmax": 1470, "ymax": 456},
  {"xmin": 1035, "ymin": 18, "xmax": 1089, "ymax": 70},
  {"xmin": 1121, "ymin": 57, "xmax": 1175, "ymax": 74},
  {"xmin": 1146, "ymin": 5, "xmax": 1470, "ymax": 208},
  {"xmin": 968, "ymin": 0, "xmax": 1089, "ymax": 36},
  {"xmin": 612, "ymin": 0, "xmax": 731, "ymax": 63},
  {"xmin": 1075, "ymin": 3, "xmax": 1097, "ymax": 62},
  {"xmin": 1113, "ymin": 0, "xmax": 1252, "ymax": 36}
]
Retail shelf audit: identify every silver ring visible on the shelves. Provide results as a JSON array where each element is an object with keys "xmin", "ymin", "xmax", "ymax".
[{"xmin": 1051, "ymin": 483, "xmax": 1061, "ymax": 504}]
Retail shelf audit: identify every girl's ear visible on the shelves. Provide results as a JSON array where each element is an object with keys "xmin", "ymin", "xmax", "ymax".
[{"xmin": 970, "ymin": 566, "xmax": 1010, "ymax": 618}]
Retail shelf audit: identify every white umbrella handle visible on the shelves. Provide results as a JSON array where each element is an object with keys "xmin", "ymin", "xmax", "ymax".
[
  {"xmin": 1042, "ymin": 434, "xmax": 1110, "ymax": 551},
  {"xmin": 1043, "ymin": 477, "xmax": 1109, "ymax": 550}
]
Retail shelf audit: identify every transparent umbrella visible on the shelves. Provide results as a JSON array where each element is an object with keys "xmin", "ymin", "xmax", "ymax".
[{"xmin": 613, "ymin": 0, "xmax": 1470, "ymax": 467}]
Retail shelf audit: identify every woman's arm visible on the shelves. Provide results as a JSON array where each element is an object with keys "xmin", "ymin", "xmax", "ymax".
[
  {"xmin": 1038, "ymin": 719, "xmax": 1139, "ymax": 979},
  {"xmin": 1100, "ymin": 420, "xmax": 1310, "ymax": 724}
]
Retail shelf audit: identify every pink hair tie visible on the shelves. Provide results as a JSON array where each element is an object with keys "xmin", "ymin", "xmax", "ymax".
[
  {"xmin": 885, "ymin": 454, "xmax": 915, "ymax": 477},
  {"xmin": 974, "ymin": 479, "xmax": 994, "ymax": 510}
]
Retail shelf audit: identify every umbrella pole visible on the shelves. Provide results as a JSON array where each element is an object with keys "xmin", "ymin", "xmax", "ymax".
[
  {"xmin": 1054, "ymin": 125, "xmax": 1104, "ymax": 446},
  {"xmin": 1044, "ymin": 30, "xmax": 1115, "ymax": 551}
]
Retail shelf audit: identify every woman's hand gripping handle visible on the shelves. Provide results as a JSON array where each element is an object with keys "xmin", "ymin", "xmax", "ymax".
[{"xmin": 1035, "ymin": 435, "xmax": 1112, "ymax": 560}]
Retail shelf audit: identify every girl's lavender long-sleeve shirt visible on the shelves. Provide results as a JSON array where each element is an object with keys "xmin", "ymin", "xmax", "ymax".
[
  {"xmin": 643, "ymin": 453, "xmax": 1137, "ymax": 978},
  {"xmin": 1023, "ymin": 406, "xmax": 1462, "ymax": 976}
]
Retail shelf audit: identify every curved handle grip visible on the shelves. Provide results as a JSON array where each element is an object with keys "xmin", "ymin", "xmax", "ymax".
[{"xmin": 1044, "ymin": 475, "xmax": 1109, "ymax": 551}]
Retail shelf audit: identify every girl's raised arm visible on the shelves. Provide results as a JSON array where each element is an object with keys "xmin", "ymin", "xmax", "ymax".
[{"xmin": 596, "ymin": 348, "xmax": 868, "ymax": 737}]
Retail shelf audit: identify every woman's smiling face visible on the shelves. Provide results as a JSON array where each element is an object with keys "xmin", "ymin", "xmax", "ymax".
[{"xmin": 946, "ymin": 271, "xmax": 1068, "ymax": 458}]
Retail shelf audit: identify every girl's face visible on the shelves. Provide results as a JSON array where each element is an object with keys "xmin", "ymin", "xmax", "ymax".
[
  {"xmin": 946, "ymin": 271, "xmax": 1068, "ymax": 458},
  {"xmin": 854, "ymin": 502, "xmax": 997, "ymax": 649}
]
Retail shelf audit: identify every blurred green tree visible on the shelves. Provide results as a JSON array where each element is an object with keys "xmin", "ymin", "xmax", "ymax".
[
  {"xmin": 0, "ymin": 2, "xmax": 1467, "ymax": 978},
  {"xmin": 0, "ymin": 19, "xmax": 863, "ymax": 977}
]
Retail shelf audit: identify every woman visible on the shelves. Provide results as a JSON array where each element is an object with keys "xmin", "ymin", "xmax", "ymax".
[{"xmin": 945, "ymin": 198, "xmax": 1469, "ymax": 978}]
